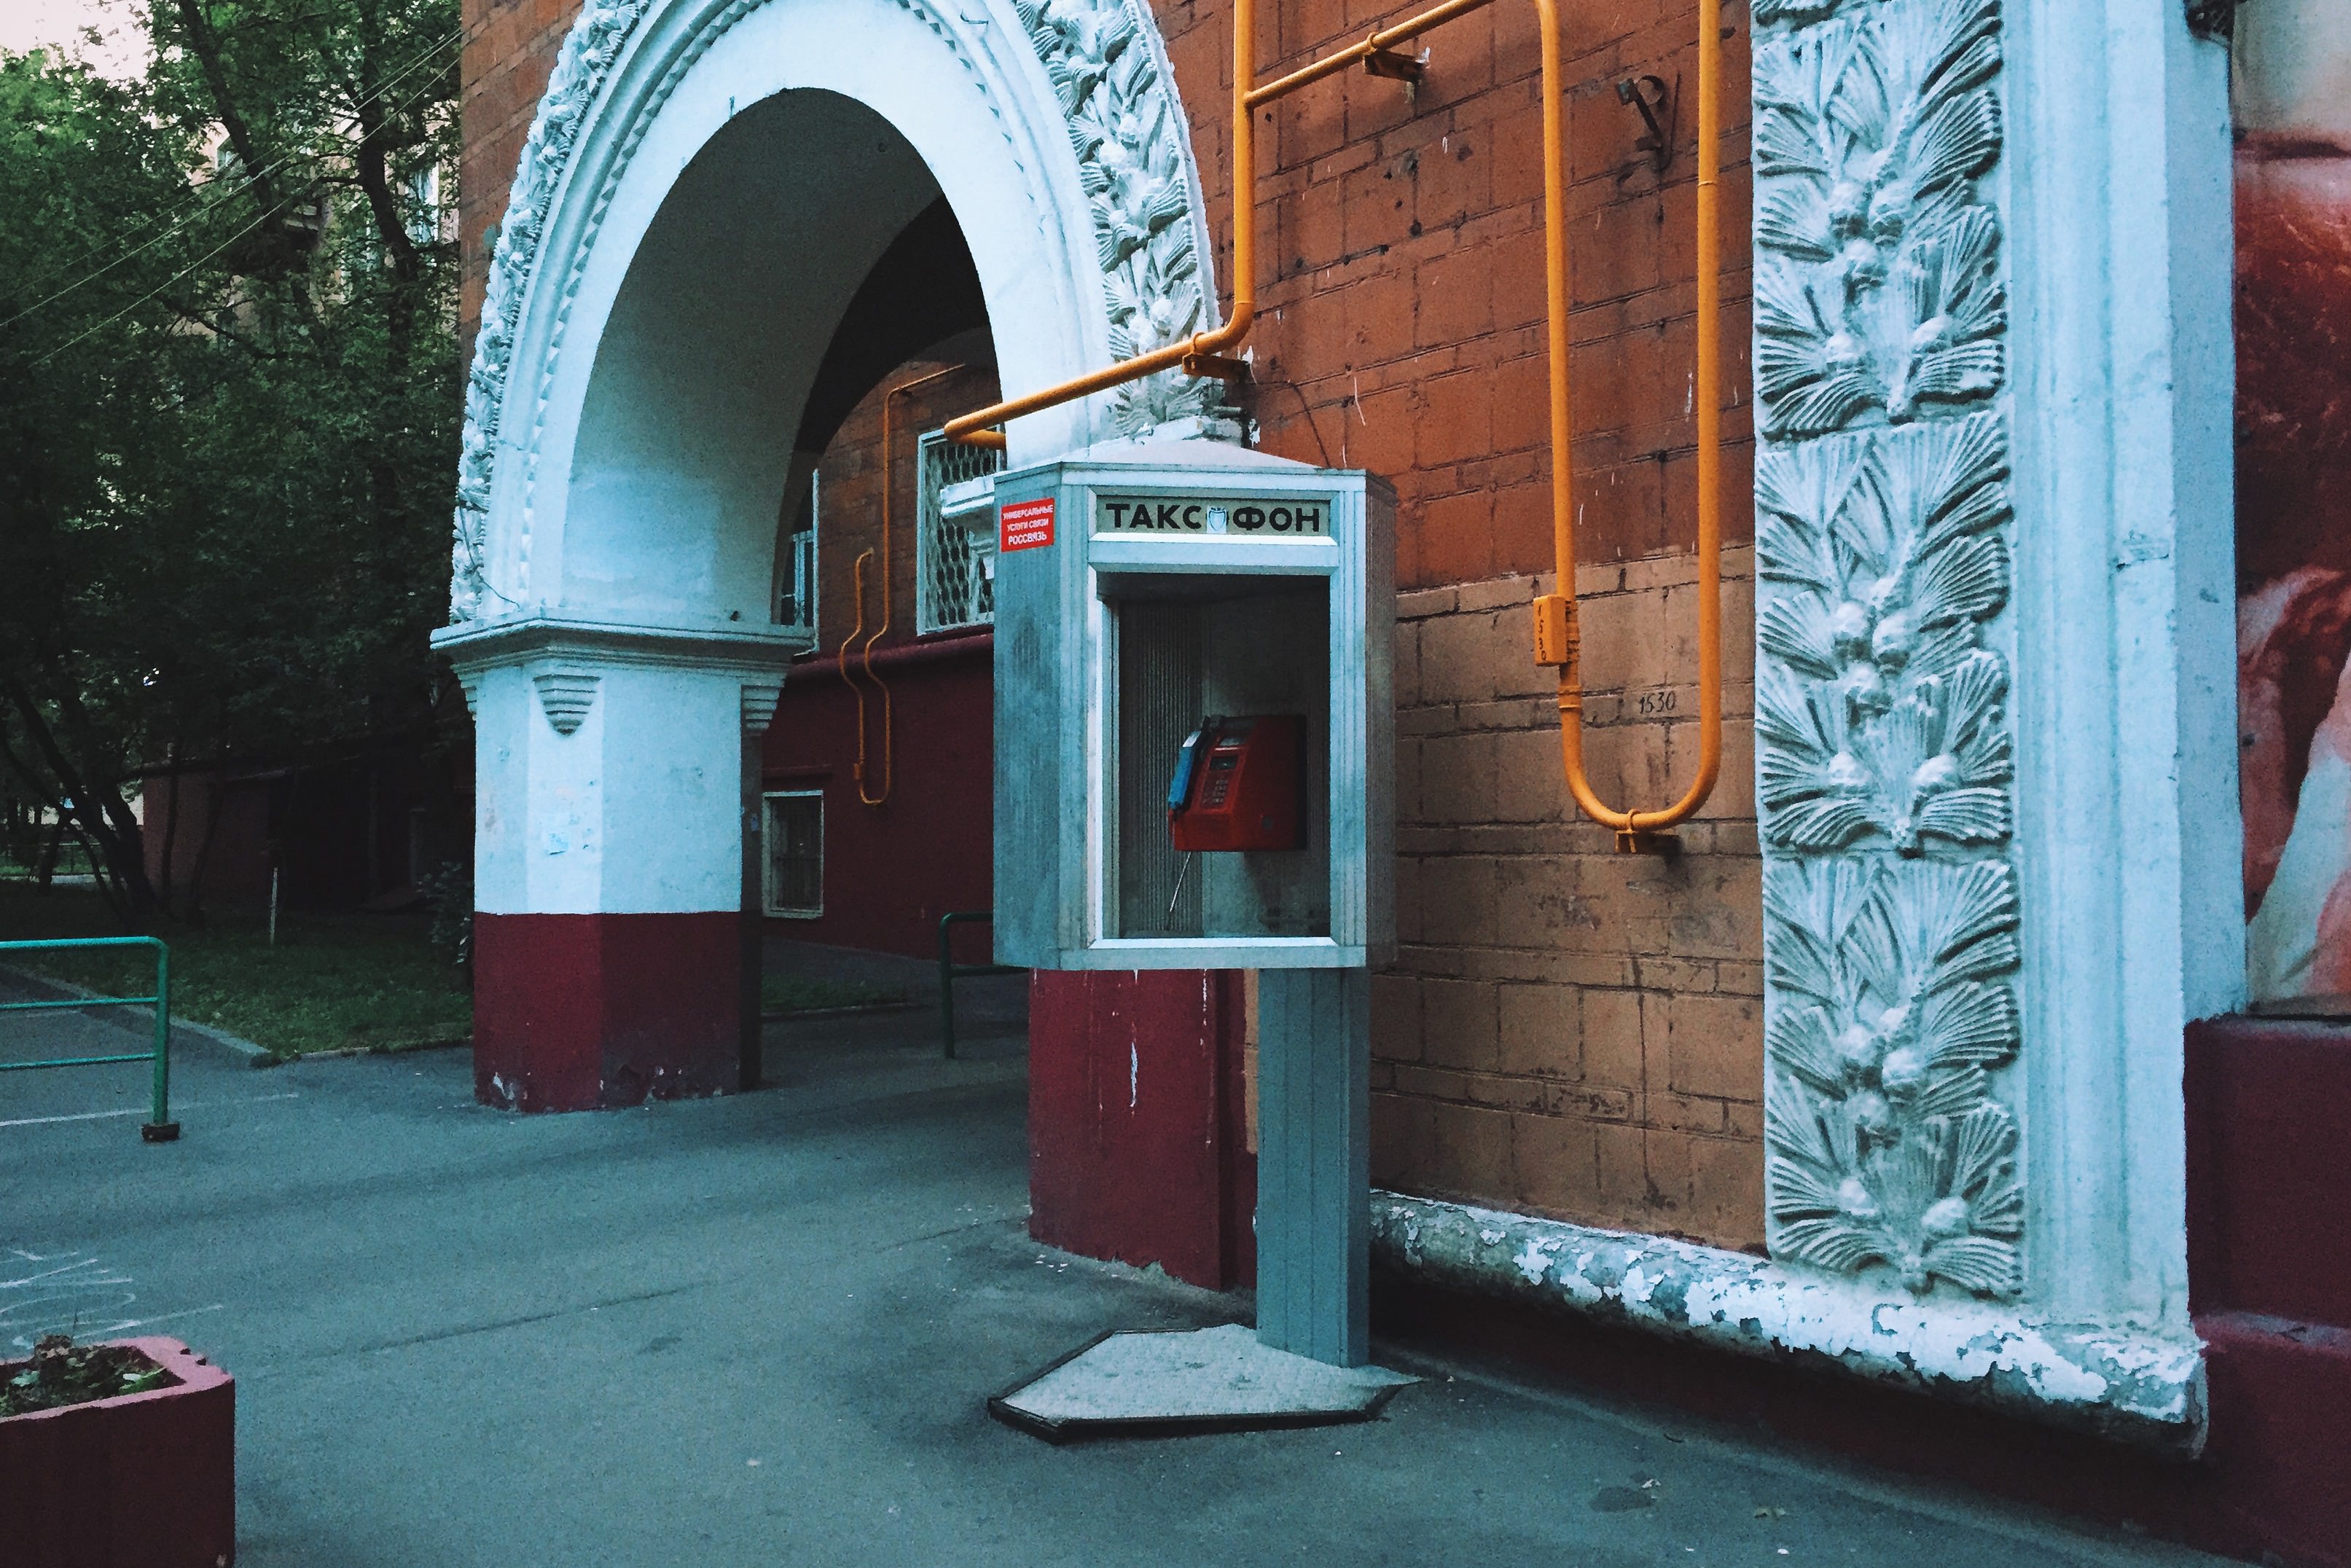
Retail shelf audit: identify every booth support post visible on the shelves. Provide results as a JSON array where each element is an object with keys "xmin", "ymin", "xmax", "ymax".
[{"xmin": 1254, "ymin": 967, "xmax": 1371, "ymax": 1367}]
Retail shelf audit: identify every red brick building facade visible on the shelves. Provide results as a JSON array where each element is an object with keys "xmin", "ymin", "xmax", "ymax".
[
  {"xmin": 450, "ymin": 1, "xmax": 2351, "ymax": 1559},
  {"xmin": 458, "ymin": 0, "xmax": 1768, "ymax": 1250}
]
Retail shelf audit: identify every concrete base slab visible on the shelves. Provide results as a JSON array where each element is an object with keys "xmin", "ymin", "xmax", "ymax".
[{"xmin": 988, "ymin": 1323, "xmax": 1415, "ymax": 1442}]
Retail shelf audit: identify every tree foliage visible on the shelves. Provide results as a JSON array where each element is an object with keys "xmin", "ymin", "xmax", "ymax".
[{"xmin": 0, "ymin": 0, "xmax": 461, "ymax": 925}]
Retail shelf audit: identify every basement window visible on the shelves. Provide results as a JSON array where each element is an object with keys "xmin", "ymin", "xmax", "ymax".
[{"xmin": 762, "ymin": 791, "xmax": 824, "ymax": 918}]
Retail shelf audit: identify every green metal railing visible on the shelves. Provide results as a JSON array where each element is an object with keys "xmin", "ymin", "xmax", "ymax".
[
  {"xmin": 938, "ymin": 911, "xmax": 1021, "ymax": 1060},
  {"xmin": 0, "ymin": 938, "xmax": 179, "ymax": 1142}
]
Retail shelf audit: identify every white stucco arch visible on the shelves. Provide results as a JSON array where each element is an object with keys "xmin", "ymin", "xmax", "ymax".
[
  {"xmin": 447, "ymin": 0, "xmax": 1223, "ymax": 627},
  {"xmin": 429, "ymin": 0, "xmax": 1224, "ymax": 1110}
]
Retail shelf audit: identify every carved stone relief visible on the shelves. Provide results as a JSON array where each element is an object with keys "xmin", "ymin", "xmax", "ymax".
[
  {"xmin": 1014, "ymin": 0, "xmax": 1231, "ymax": 440},
  {"xmin": 1753, "ymin": 0, "xmax": 2005, "ymax": 438},
  {"xmin": 1753, "ymin": 0, "xmax": 2023, "ymax": 1297},
  {"xmin": 1755, "ymin": 414, "xmax": 2012, "ymax": 856},
  {"xmin": 450, "ymin": 0, "xmax": 1220, "ymax": 623}
]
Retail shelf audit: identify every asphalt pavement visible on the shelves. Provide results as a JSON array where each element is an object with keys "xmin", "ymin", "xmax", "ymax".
[{"xmin": 0, "ymin": 971, "xmax": 2229, "ymax": 1567}]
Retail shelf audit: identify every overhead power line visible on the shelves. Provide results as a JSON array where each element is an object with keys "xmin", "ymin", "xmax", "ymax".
[
  {"xmin": 27, "ymin": 47, "xmax": 472, "ymax": 369},
  {"xmin": 9, "ymin": 17, "xmax": 474, "ymax": 305},
  {"xmin": 1, "ymin": 17, "xmax": 475, "ymax": 335}
]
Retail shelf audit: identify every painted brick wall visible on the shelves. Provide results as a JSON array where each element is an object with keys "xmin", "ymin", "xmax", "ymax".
[
  {"xmin": 1377, "ymin": 552, "xmax": 1761, "ymax": 1247},
  {"xmin": 1150, "ymin": 0, "xmax": 1764, "ymax": 1247}
]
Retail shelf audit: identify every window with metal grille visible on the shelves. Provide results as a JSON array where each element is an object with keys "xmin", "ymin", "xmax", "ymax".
[
  {"xmin": 762, "ymin": 791, "xmax": 824, "ymax": 917},
  {"xmin": 915, "ymin": 430, "xmax": 1006, "ymax": 634}
]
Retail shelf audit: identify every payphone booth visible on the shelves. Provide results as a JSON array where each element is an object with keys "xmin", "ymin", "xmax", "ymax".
[{"xmin": 986, "ymin": 439, "xmax": 1404, "ymax": 1430}]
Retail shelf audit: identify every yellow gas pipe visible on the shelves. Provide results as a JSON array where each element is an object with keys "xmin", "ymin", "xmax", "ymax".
[
  {"xmin": 943, "ymin": 0, "xmax": 1725, "ymax": 852},
  {"xmin": 842, "ymin": 363, "xmax": 970, "ymax": 806}
]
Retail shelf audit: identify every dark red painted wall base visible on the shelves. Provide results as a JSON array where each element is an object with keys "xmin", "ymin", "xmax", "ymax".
[
  {"xmin": 2183, "ymin": 1014, "xmax": 2351, "ymax": 1566},
  {"xmin": 1028, "ymin": 969, "xmax": 1255, "ymax": 1290},
  {"xmin": 473, "ymin": 912, "xmax": 742, "ymax": 1112},
  {"xmin": 2198, "ymin": 1311, "xmax": 2351, "ymax": 1565},
  {"xmin": 0, "ymin": 1337, "xmax": 235, "ymax": 1568},
  {"xmin": 762, "ymin": 635, "xmax": 994, "ymax": 960},
  {"xmin": 2186, "ymin": 1015, "xmax": 2351, "ymax": 1322}
]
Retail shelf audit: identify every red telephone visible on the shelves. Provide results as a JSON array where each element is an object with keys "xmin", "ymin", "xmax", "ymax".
[{"xmin": 1167, "ymin": 715, "xmax": 1307, "ymax": 852}]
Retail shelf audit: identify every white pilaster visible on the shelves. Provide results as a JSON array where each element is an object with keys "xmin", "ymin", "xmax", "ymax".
[{"xmin": 1739, "ymin": 0, "xmax": 2238, "ymax": 1440}]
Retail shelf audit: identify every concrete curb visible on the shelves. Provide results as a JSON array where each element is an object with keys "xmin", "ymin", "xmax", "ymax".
[
  {"xmin": 0, "ymin": 961, "xmax": 276, "ymax": 1068},
  {"xmin": 293, "ymin": 1037, "xmax": 470, "ymax": 1062}
]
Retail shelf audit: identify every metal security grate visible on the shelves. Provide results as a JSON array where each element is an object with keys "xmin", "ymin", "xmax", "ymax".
[{"xmin": 915, "ymin": 430, "xmax": 1004, "ymax": 634}]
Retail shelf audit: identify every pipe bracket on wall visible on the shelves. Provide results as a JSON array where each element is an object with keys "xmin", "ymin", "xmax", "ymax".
[
  {"xmin": 1361, "ymin": 47, "xmax": 1428, "ymax": 84},
  {"xmin": 1181, "ymin": 352, "xmax": 1251, "ymax": 385},
  {"xmin": 1617, "ymin": 75, "xmax": 1675, "ymax": 173}
]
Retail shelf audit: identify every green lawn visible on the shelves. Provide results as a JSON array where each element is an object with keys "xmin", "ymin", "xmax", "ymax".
[
  {"xmin": 0, "ymin": 882, "xmax": 471, "ymax": 1059},
  {"xmin": 0, "ymin": 882, "xmax": 915, "ymax": 1057}
]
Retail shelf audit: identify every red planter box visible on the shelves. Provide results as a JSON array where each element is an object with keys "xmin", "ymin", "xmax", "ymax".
[{"xmin": 0, "ymin": 1336, "xmax": 235, "ymax": 1567}]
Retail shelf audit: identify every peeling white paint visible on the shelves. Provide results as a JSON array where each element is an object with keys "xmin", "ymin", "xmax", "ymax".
[{"xmin": 1369, "ymin": 1192, "xmax": 2206, "ymax": 1454}]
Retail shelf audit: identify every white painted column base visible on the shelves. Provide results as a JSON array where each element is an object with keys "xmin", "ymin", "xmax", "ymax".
[{"xmin": 431, "ymin": 614, "xmax": 803, "ymax": 1111}]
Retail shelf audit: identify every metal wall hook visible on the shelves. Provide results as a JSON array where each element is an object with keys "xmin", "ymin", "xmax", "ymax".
[{"xmin": 1617, "ymin": 74, "xmax": 1675, "ymax": 173}]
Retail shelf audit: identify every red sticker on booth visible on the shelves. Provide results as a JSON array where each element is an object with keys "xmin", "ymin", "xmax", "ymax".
[{"xmin": 999, "ymin": 497, "xmax": 1056, "ymax": 553}]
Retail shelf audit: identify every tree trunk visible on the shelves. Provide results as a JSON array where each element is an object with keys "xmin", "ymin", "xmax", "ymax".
[
  {"xmin": 184, "ymin": 777, "xmax": 231, "ymax": 921},
  {"xmin": 155, "ymin": 750, "xmax": 184, "ymax": 917},
  {"xmin": 2, "ymin": 675, "xmax": 157, "ymax": 928}
]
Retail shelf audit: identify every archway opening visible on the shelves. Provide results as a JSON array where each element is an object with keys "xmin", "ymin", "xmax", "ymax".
[
  {"xmin": 562, "ymin": 87, "xmax": 972, "ymax": 624},
  {"xmin": 461, "ymin": 85, "xmax": 1025, "ymax": 1112}
]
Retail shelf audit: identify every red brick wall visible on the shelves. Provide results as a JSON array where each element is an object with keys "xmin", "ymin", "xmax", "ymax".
[
  {"xmin": 1164, "ymin": 0, "xmax": 1764, "ymax": 1247},
  {"xmin": 458, "ymin": 0, "xmax": 583, "ymax": 343},
  {"xmin": 797, "ymin": 363, "xmax": 1002, "ymax": 656},
  {"xmin": 1147, "ymin": 0, "xmax": 1754, "ymax": 579}
]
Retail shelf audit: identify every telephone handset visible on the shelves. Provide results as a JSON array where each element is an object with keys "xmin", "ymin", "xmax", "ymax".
[{"xmin": 1165, "ymin": 714, "xmax": 1307, "ymax": 853}]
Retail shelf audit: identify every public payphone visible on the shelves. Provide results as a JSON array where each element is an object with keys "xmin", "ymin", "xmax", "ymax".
[
  {"xmin": 988, "ymin": 439, "xmax": 1393, "ymax": 974},
  {"xmin": 985, "ymin": 437, "xmax": 1395, "ymax": 1381},
  {"xmin": 1167, "ymin": 715, "xmax": 1306, "ymax": 853}
]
